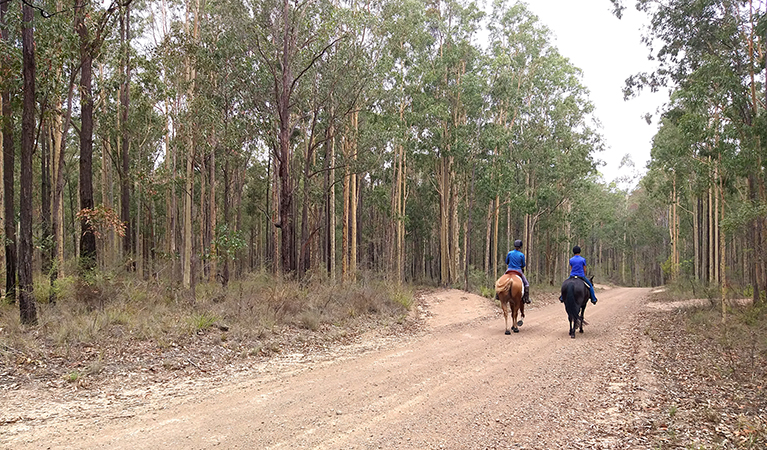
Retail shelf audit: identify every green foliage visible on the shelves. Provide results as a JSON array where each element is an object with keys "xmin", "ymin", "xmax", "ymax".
[
  {"xmin": 188, "ymin": 312, "xmax": 219, "ymax": 333},
  {"xmin": 64, "ymin": 371, "xmax": 81, "ymax": 383},
  {"xmin": 213, "ymin": 224, "xmax": 247, "ymax": 260}
]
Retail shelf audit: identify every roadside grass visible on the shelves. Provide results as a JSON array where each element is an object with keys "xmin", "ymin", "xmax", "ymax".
[
  {"xmin": 647, "ymin": 286, "xmax": 767, "ymax": 448},
  {"xmin": 0, "ymin": 270, "xmax": 416, "ymax": 385}
]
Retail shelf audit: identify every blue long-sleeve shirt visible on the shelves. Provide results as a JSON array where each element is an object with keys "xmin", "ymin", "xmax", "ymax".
[{"xmin": 506, "ymin": 250, "xmax": 526, "ymax": 272}]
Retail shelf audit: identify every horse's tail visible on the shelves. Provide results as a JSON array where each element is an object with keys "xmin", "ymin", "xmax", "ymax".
[
  {"xmin": 564, "ymin": 281, "xmax": 579, "ymax": 321},
  {"xmin": 495, "ymin": 274, "xmax": 513, "ymax": 296}
]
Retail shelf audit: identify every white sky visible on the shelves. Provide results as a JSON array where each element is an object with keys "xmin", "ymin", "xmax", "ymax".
[{"xmin": 521, "ymin": 0, "xmax": 670, "ymax": 189}]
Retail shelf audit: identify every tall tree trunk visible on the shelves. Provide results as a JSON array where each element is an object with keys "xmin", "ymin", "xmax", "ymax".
[
  {"xmin": 77, "ymin": 1, "xmax": 97, "ymax": 272},
  {"xmin": 450, "ymin": 165, "xmax": 459, "ymax": 282},
  {"xmin": 182, "ymin": 0, "xmax": 199, "ymax": 289},
  {"xmin": 223, "ymin": 158, "xmax": 231, "ymax": 287},
  {"xmin": 209, "ymin": 135, "xmax": 216, "ymax": 283},
  {"xmin": 719, "ymin": 170, "xmax": 726, "ymax": 322},
  {"xmin": 484, "ymin": 200, "xmax": 492, "ymax": 276},
  {"xmin": 276, "ymin": 0, "xmax": 296, "ymax": 276},
  {"xmin": 464, "ymin": 165, "xmax": 475, "ymax": 291},
  {"xmin": 200, "ymin": 152, "xmax": 207, "ymax": 277},
  {"xmin": 41, "ymin": 123, "xmax": 52, "ymax": 276},
  {"xmin": 19, "ymin": 2, "xmax": 37, "ymax": 324},
  {"xmin": 327, "ymin": 119, "xmax": 336, "ymax": 280},
  {"xmin": 693, "ymin": 192, "xmax": 700, "ymax": 282},
  {"xmin": 342, "ymin": 136, "xmax": 350, "ymax": 280},
  {"xmin": 350, "ymin": 112, "xmax": 358, "ymax": 282},
  {"xmin": 271, "ymin": 151, "xmax": 280, "ymax": 274},
  {"xmin": 182, "ymin": 139, "xmax": 194, "ymax": 288},
  {"xmin": 438, "ymin": 156, "xmax": 451, "ymax": 286},
  {"xmin": 1, "ymin": 0, "xmax": 16, "ymax": 303},
  {"xmin": 51, "ymin": 72, "xmax": 76, "ymax": 295},
  {"xmin": 299, "ymin": 131, "xmax": 312, "ymax": 277},
  {"xmin": 164, "ymin": 99, "xmax": 176, "ymax": 282},
  {"xmin": 136, "ymin": 181, "xmax": 144, "ymax": 278},
  {"xmin": 493, "ymin": 193, "xmax": 499, "ymax": 278},
  {"xmin": 707, "ymin": 167, "xmax": 716, "ymax": 283},
  {"xmin": 120, "ymin": 3, "xmax": 133, "ymax": 268}
]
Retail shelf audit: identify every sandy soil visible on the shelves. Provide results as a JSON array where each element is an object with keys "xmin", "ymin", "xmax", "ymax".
[{"xmin": 2, "ymin": 285, "xmax": 658, "ymax": 449}]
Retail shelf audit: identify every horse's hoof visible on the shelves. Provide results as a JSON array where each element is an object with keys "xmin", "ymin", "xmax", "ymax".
[
  {"xmin": 517, "ymin": 320, "xmax": 523, "ymax": 326},
  {"xmin": 513, "ymin": 328, "xmax": 519, "ymax": 333},
  {"xmin": 579, "ymin": 329, "xmax": 584, "ymax": 333},
  {"xmin": 570, "ymin": 335, "xmax": 575, "ymax": 339},
  {"xmin": 505, "ymin": 330, "xmax": 511, "ymax": 335}
]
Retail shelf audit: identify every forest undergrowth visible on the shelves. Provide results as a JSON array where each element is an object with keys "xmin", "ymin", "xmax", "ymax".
[
  {"xmin": 0, "ymin": 270, "xmax": 417, "ymax": 390},
  {"xmin": 643, "ymin": 287, "xmax": 767, "ymax": 449}
]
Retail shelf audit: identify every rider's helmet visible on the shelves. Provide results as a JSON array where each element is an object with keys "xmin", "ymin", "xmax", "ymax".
[
  {"xmin": 573, "ymin": 245, "xmax": 581, "ymax": 254},
  {"xmin": 514, "ymin": 239, "xmax": 523, "ymax": 248}
]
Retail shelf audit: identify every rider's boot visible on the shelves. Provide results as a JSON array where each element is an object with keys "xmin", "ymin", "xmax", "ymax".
[{"xmin": 523, "ymin": 288, "xmax": 531, "ymax": 304}]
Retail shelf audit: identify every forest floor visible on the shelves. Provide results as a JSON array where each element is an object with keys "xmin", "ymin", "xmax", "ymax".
[{"xmin": 1, "ymin": 285, "xmax": 765, "ymax": 449}]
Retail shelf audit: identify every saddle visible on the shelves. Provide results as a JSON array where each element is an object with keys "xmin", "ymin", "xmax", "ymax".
[{"xmin": 568, "ymin": 275, "xmax": 590, "ymax": 289}]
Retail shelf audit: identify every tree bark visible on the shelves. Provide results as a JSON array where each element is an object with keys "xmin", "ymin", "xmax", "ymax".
[
  {"xmin": 41, "ymin": 123, "xmax": 52, "ymax": 276},
  {"xmin": 342, "ymin": 135, "xmax": 350, "ymax": 280},
  {"xmin": 182, "ymin": 0, "xmax": 200, "ymax": 289},
  {"xmin": 77, "ymin": 0, "xmax": 97, "ymax": 272},
  {"xmin": 19, "ymin": 2, "xmax": 37, "ymax": 324},
  {"xmin": 1, "ymin": 0, "xmax": 16, "ymax": 303},
  {"xmin": 464, "ymin": 165, "xmax": 475, "ymax": 291},
  {"xmin": 120, "ymin": 3, "xmax": 133, "ymax": 268},
  {"xmin": 484, "ymin": 200, "xmax": 492, "ymax": 276},
  {"xmin": 327, "ymin": 118, "xmax": 336, "ymax": 280},
  {"xmin": 50, "ymin": 73, "xmax": 75, "ymax": 295},
  {"xmin": 349, "ymin": 112, "xmax": 358, "ymax": 282}
]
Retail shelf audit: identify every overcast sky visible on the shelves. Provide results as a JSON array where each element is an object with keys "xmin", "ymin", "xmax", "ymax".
[{"xmin": 519, "ymin": 0, "xmax": 670, "ymax": 189}]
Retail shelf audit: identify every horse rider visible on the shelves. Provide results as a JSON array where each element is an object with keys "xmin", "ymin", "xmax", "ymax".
[
  {"xmin": 505, "ymin": 239, "xmax": 531, "ymax": 304},
  {"xmin": 562, "ymin": 245, "xmax": 597, "ymax": 304}
]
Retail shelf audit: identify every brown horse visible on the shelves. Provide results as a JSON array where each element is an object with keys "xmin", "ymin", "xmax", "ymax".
[{"xmin": 494, "ymin": 270, "xmax": 526, "ymax": 334}]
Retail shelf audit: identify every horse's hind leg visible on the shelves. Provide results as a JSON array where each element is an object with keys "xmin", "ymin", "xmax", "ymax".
[
  {"xmin": 578, "ymin": 308, "xmax": 585, "ymax": 333},
  {"xmin": 511, "ymin": 306, "xmax": 519, "ymax": 333},
  {"xmin": 518, "ymin": 301, "xmax": 525, "ymax": 327},
  {"xmin": 502, "ymin": 301, "xmax": 511, "ymax": 335}
]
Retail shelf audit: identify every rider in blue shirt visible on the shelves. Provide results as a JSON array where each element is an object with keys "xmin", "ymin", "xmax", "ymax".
[
  {"xmin": 505, "ymin": 239, "xmax": 531, "ymax": 304},
  {"xmin": 566, "ymin": 246, "xmax": 597, "ymax": 304}
]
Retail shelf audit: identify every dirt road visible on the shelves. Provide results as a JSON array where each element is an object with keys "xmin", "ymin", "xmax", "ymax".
[{"xmin": 4, "ymin": 286, "xmax": 657, "ymax": 449}]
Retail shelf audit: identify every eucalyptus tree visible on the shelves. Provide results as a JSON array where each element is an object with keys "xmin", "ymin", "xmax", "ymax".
[
  {"xmin": 370, "ymin": 0, "xmax": 434, "ymax": 282},
  {"xmin": 1, "ymin": 0, "xmax": 17, "ymax": 302},
  {"xmin": 614, "ymin": 0, "xmax": 766, "ymax": 300},
  {"xmin": 25, "ymin": 1, "xmax": 82, "ymax": 297},
  {"xmin": 486, "ymin": 2, "xmax": 600, "ymax": 284},
  {"xmin": 75, "ymin": 0, "xmax": 127, "ymax": 272},
  {"xmin": 18, "ymin": 1, "xmax": 37, "ymax": 324},
  {"xmin": 119, "ymin": 2, "xmax": 132, "ymax": 266},
  {"xmin": 248, "ymin": 0, "xmax": 349, "ymax": 277},
  {"xmin": 411, "ymin": 0, "xmax": 484, "ymax": 286},
  {"xmin": 486, "ymin": 0, "xmax": 551, "ymax": 278}
]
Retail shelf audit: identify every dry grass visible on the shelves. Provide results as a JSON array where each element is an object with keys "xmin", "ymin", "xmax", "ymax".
[{"xmin": 0, "ymin": 270, "xmax": 415, "ymax": 387}]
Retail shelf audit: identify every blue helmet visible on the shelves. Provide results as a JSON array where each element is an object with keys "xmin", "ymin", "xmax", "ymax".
[{"xmin": 514, "ymin": 239, "xmax": 523, "ymax": 248}]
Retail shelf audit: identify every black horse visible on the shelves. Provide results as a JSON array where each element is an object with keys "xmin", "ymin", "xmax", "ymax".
[{"xmin": 561, "ymin": 276, "xmax": 593, "ymax": 339}]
